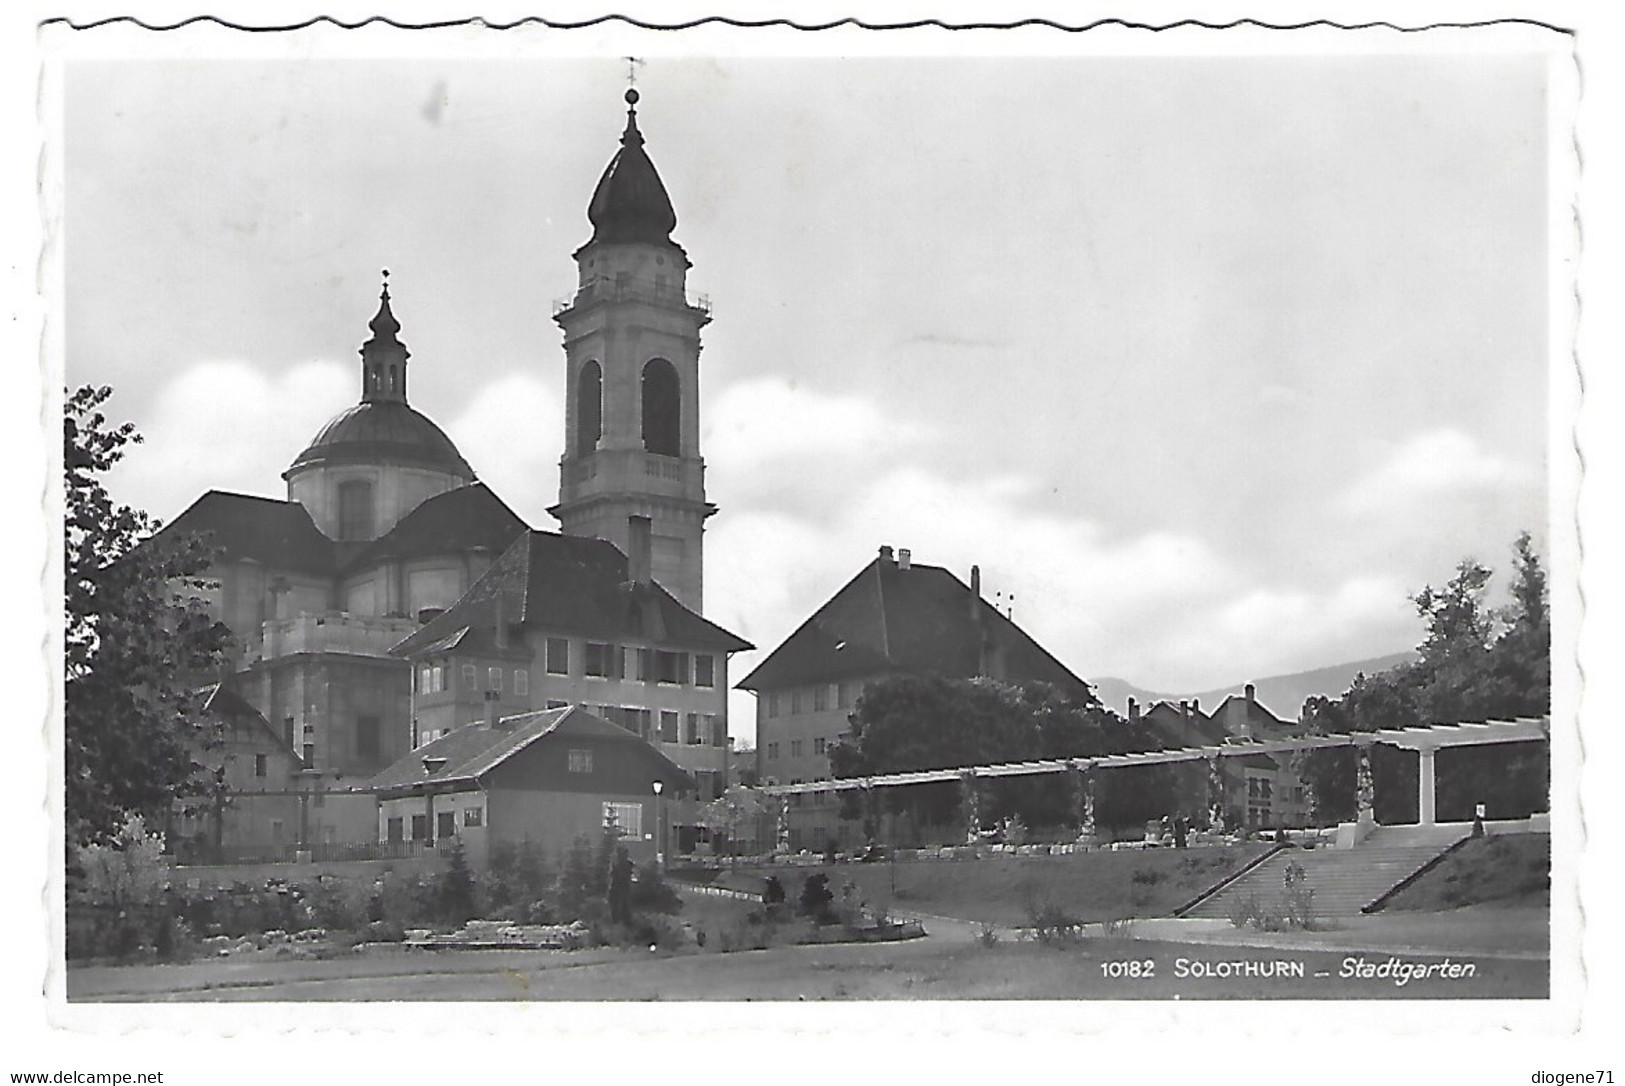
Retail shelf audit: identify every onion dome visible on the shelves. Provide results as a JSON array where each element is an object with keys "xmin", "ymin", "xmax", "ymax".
[{"xmin": 585, "ymin": 89, "xmax": 679, "ymax": 247}]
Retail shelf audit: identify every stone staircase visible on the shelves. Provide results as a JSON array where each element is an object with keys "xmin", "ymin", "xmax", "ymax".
[{"xmin": 1179, "ymin": 838, "xmax": 1462, "ymax": 919}]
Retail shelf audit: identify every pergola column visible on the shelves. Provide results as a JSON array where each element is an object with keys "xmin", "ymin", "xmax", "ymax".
[
  {"xmin": 960, "ymin": 772, "xmax": 981, "ymax": 845},
  {"xmin": 1206, "ymin": 754, "xmax": 1226, "ymax": 834},
  {"xmin": 1417, "ymin": 743, "xmax": 1438, "ymax": 825},
  {"xmin": 1355, "ymin": 741, "xmax": 1376, "ymax": 824}
]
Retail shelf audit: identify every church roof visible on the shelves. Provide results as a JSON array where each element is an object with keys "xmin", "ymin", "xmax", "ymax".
[
  {"xmin": 155, "ymin": 490, "xmax": 335, "ymax": 575},
  {"xmin": 284, "ymin": 400, "xmax": 475, "ymax": 480},
  {"xmin": 390, "ymin": 529, "xmax": 754, "ymax": 658},
  {"xmin": 341, "ymin": 483, "xmax": 529, "ymax": 573},
  {"xmin": 584, "ymin": 89, "xmax": 680, "ymax": 248},
  {"xmin": 736, "ymin": 553, "xmax": 1089, "ymax": 693}
]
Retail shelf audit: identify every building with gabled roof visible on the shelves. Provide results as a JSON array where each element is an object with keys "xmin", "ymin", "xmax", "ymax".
[
  {"xmin": 368, "ymin": 705, "xmax": 694, "ymax": 864},
  {"xmin": 738, "ymin": 544, "xmax": 1091, "ymax": 850},
  {"xmin": 388, "ymin": 523, "xmax": 751, "ymax": 852}
]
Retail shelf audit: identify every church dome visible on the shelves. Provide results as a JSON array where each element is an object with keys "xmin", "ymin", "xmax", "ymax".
[
  {"xmin": 284, "ymin": 401, "xmax": 474, "ymax": 480},
  {"xmin": 585, "ymin": 89, "xmax": 679, "ymax": 248}
]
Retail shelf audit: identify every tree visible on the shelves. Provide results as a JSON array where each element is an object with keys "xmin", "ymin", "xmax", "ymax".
[
  {"xmin": 1301, "ymin": 534, "xmax": 1551, "ymax": 823},
  {"xmin": 697, "ymin": 785, "xmax": 767, "ymax": 855},
  {"xmin": 64, "ymin": 385, "xmax": 232, "ymax": 845}
]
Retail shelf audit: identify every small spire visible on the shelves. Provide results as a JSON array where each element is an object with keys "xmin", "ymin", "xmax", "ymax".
[
  {"xmin": 359, "ymin": 270, "xmax": 410, "ymax": 405},
  {"xmin": 369, "ymin": 268, "xmax": 401, "ymax": 338}
]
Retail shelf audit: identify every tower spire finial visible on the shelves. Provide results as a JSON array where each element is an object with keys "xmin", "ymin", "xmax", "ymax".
[{"xmin": 360, "ymin": 271, "xmax": 409, "ymax": 404}]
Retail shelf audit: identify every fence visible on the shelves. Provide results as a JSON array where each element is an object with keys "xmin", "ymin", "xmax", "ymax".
[{"xmin": 173, "ymin": 839, "xmax": 456, "ymax": 867}]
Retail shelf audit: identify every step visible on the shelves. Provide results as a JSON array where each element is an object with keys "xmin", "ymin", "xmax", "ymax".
[{"xmin": 1182, "ymin": 843, "xmax": 1455, "ymax": 918}]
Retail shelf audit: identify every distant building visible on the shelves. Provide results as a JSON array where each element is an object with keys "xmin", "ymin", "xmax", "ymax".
[
  {"xmin": 1131, "ymin": 686, "xmax": 1311, "ymax": 829},
  {"xmin": 739, "ymin": 545, "xmax": 1091, "ymax": 849},
  {"xmin": 368, "ymin": 705, "xmax": 693, "ymax": 865}
]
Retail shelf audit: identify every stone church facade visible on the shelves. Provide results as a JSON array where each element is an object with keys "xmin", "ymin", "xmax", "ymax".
[{"xmin": 159, "ymin": 88, "xmax": 746, "ymax": 859}]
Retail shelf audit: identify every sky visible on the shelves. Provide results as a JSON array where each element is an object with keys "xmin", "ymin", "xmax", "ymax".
[{"xmin": 63, "ymin": 45, "xmax": 1554, "ymax": 742}]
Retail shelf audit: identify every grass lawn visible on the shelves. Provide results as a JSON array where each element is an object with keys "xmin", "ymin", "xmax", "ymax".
[
  {"xmin": 687, "ymin": 844, "xmax": 1272, "ymax": 926},
  {"xmin": 1383, "ymin": 834, "xmax": 1549, "ymax": 912},
  {"xmin": 68, "ymin": 934, "xmax": 1546, "ymax": 1002}
]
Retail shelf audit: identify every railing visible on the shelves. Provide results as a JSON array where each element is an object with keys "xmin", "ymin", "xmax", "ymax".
[
  {"xmin": 259, "ymin": 612, "xmax": 420, "ymax": 661},
  {"xmin": 552, "ymin": 277, "xmax": 711, "ymax": 318}
]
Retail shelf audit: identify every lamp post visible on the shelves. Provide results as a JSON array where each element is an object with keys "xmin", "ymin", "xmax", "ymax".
[{"xmin": 652, "ymin": 780, "xmax": 665, "ymax": 873}]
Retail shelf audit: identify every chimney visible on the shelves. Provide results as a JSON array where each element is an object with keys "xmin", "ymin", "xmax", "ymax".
[
  {"xmin": 878, "ymin": 544, "xmax": 894, "ymax": 563},
  {"xmin": 1191, "ymin": 697, "xmax": 1201, "ymax": 715},
  {"xmin": 898, "ymin": 548, "xmax": 911, "ymax": 570},
  {"xmin": 1127, "ymin": 697, "xmax": 1139, "ymax": 721},
  {"xmin": 629, "ymin": 515, "xmax": 654, "ymax": 584},
  {"xmin": 1245, "ymin": 683, "xmax": 1256, "ymax": 707},
  {"xmin": 970, "ymin": 565, "xmax": 982, "ymax": 607}
]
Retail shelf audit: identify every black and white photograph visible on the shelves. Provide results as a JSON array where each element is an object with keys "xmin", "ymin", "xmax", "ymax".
[{"xmin": 12, "ymin": 4, "xmax": 1623, "ymax": 1080}]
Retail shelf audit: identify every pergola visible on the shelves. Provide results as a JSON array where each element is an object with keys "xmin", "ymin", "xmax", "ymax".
[{"xmin": 758, "ymin": 716, "xmax": 1548, "ymax": 844}]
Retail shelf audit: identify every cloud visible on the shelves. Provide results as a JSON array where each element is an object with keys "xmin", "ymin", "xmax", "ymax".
[
  {"xmin": 1343, "ymin": 428, "xmax": 1534, "ymax": 515},
  {"xmin": 106, "ymin": 358, "xmax": 353, "ymax": 522},
  {"xmin": 704, "ymin": 376, "xmax": 928, "ymax": 467},
  {"xmin": 442, "ymin": 373, "xmax": 563, "ymax": 526}
]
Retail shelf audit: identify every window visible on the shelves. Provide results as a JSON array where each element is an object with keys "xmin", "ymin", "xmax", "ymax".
[
  {"xmin": 791, "ymin": 739, "xmax": 804, "ymax": 758},
  {"xmin": 387, "ymin": 817, "xmax": 403, "ymax": 843},
  {"xmin": 659, "ymin": 711, "xmax": 678, "ymax": 743},
  {"xmin": 417, "ymin": 666, "xmax": 430, "ymax": 693},
  {"xmin": 488, "ymin": 667, "xmax": 502, "ymax": 692},
  {"xmin": 336, "ymin": 479, "xmax": 374, "ymax": 541},
  {"xmin": 641, "ymin": 358, "xmax": 681, "ymax": 456},
  {"xmin": 568, "ymin": 749, "xmax": 594, "ymax": 774},
  {"xmin": 464, "ymin": 807, "xmax": 483, "ymax": 828},
  {"xmin": 602, "ymin": 801, "xmax": 643, "ymax": 838},
  {"xmin": 655, "ymin": 650, "xmax": 687, "ymax": 685},
  {"xmin": 576, "ymin": 360, "xmax": 603, "ymax": 456},
  {"xmin": 546, "ymin": 637, "xmax": 570, "ymax": 675},
  {"xmin": 462, "ymin": 664, "xmax": 476, "ymax": 688},
  {"xmin": 694, "ymin": 654, "xmax": 715, "ymax": 688},
  {"xmin": 302, "ymin": 743, "xmax": 314, "ymax": 769},
  {"xmin": 586, "ymin": 642, "xmax": 616, "ymax": 678},
  {"xmin": 513, "ymin": 669, "xmax": 529, "ymax": 697},
  {"xmin": 410, "ymin": 814, "xmax": 428, "ymax": 841},
  {"xmin": 254, "ymin": 753, "xmax": 267, "ymax": 778},
  {"xmin": 437, "ymin": 811, "xmax": 457, "ymax": 839},
  {"xmin": 814, "ymin": 737, "xmax": 826, "ymax": 755},
  {"xmin": 356, "ymin": 715, "xmax": 380, "ymax": 760},
  {"xmin": 767, "ymin": 742, "xmax": 780, "ymax": 760},
  {"xmin": 708, "ymin": 713, "xmax": 726, "ymax": 747},
  {"xmin": 685, "ymin": 713, "xmax": 702, "ymax": 745},
  {"xmin": 838, "ymin": 682, "xmax": 855, "ymax": 710},
  {"xmin": 431, "ymin": 665, "xmax": 445, "ymax": 693},
  {"xmin": 790, "ymin": 688, "xmax": 803, "ymax": 715},
  {"xmin": 630, "ymin": 707, "xmax": 653, "ymax": 739},
  {"xmin": 813, "ymin": 684, "xmax": 829, "ymax": 712}
]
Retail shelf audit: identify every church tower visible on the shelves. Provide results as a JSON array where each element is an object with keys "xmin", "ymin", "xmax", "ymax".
[{"xmin": 551, "ymin": 89, "xmax": 715, "ymax": 611}]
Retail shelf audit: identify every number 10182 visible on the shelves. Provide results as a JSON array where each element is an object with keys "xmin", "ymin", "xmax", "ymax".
[{"xmin": 1100, "ymin": 959, "xmax": 1155, "ymax": 979}]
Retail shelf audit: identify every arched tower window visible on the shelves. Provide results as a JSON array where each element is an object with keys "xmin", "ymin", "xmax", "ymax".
[
  {"xmin": 641, "ymin": 358, "xmax": 680, "ymax": 456},
  {"xmin": 576, "ymin": 360, "xmax": 603, "ymax": 456},
  {"xmin": 337, "ymin": 479, "xmax": 374, "ymax": 541}
]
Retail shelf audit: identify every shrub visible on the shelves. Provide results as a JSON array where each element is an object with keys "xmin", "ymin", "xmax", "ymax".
[
  {"xmin": 1130, "ymin": 866, "xmax": 1165, "ymax": 886},
  {"xmin": 799, "ymin": 873, "xmax": 835, "ymax": 923},
  {"xmin": 1098, "ymin": 916, "xmax": 1136, "ymax": 938},
  {"xmin": 978, "ymin": 923, "xmax": 1000, "ymax": 948},
  {"xmin": 763, "ymin": 876, "xmax": 786, "ymax": 905},
  {"xmin": 1023, "ymin": 893, "xmax": 1085, "ymax": 946},
  {"xmin": 630, "ymin": 862, "xmax": 683, "ymax": 915}
]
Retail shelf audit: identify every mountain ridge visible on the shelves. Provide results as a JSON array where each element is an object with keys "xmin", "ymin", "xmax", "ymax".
[{"xmin": 1091, "ymin": 650, "xmax": 1418, "ymax": 721}]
